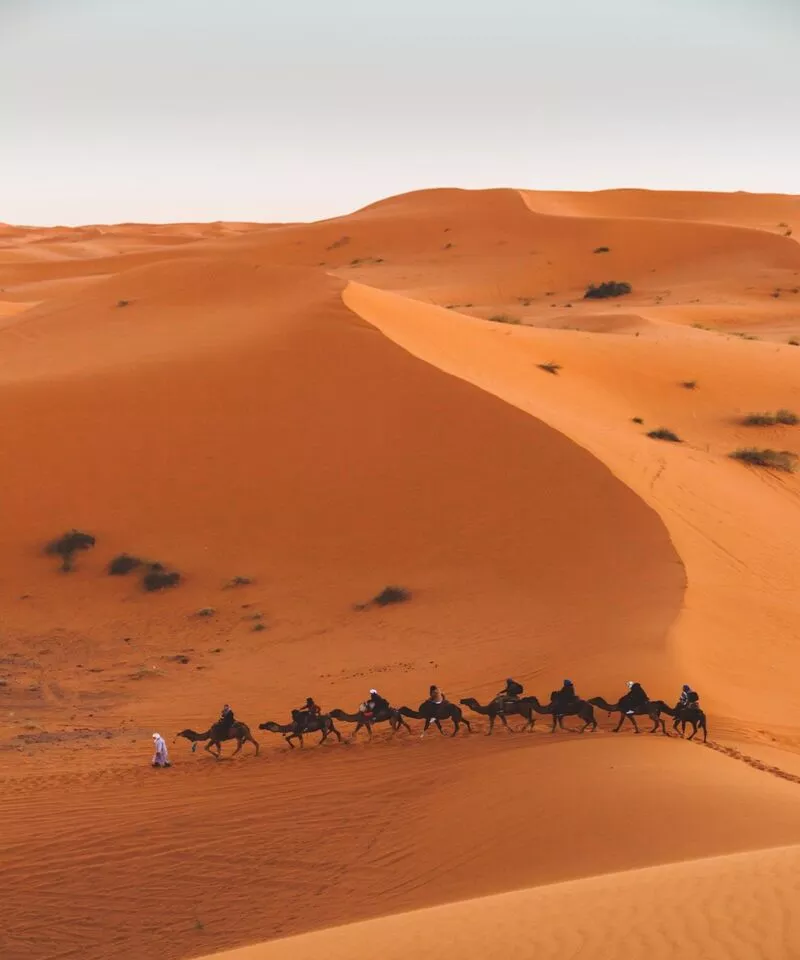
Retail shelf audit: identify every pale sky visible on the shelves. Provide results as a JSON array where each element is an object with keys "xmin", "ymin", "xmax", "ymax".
[{"xmin": 1, "ymin": 0, "xmax": 797, "ymax": 225}]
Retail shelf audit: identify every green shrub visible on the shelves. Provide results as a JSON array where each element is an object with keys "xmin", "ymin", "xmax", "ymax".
[{"xmin": 729, "ymin": 448, "xmax": 797, "ymax": 472}]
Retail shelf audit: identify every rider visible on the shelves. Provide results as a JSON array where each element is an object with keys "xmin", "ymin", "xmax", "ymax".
[
  {"xmin": 362, "ymin": 688, "xmax": 389, "ymax": 717},
  {"xmin": 494, "ymin": 677, "xmax": 524, "ymax": 708},
  {"xmin": 551, "ymin": 679, "xmax": 578, "ymax": 712},
  {"xmin": 218, "ymin": 703, "xmax": 235, "ymax": 736},
  {"xmin": 678, "ymin": 684, "xmax": 700, "ymax": 709},
  {"xmin": 296, "ymin": 697, "xmax": 321, "ymax": 731},
  {"xmin": 621, "ymin": 681, "xmax": 648, "ymax": 714},
  {"xmin": 429, "ymin": 684, "xmax": 446, "ymax": 705}
]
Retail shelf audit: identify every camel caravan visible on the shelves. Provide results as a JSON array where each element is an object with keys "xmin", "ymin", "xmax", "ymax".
[{"xmin": 173, "ymin": 679, "xmax": 708, "ymax": 760}]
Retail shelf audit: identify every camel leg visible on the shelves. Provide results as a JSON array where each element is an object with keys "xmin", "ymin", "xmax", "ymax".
[
  {"xmin": 629, "ymin": 714, "xmax": 640, "ymax": 734},
  {"xmin": 420, "ymin": 718, "xmax": 431, "ymax": 739},
  {"xmin": 659, "ymin": 716, "xmax": 668, "ymax": 736},
  {"xmin": 205, "ymin": 740, "xmax": 221, "ymax": 759},
  {"xmin": 462, "ymin": 717, "xmax": 472, "ymax": 734},
  {"xmin": 331, "ymin": 724, "xmax": 342, "ymax": 742},
  {"xmin": 436, "ymin": 719, "xmax": 446, "ymax": 736},
  {"xmin": 522, "ymin": 713, "xmax": 534, "ymax": 732},
  {"xmin": 231, "ymin": 737, "xmax": 243, "ymax": 756},
  {"xmin": 499, "ymin": 713, "xmax": 512, "ymax": 734},
  {"xmin": 249, "ymin": 736, "xmax": 259, "ymax": 755}
]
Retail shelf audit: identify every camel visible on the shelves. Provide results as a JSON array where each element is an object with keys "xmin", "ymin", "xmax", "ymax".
[
  {"xmin": 258, "ymin": 711, "xmax": 342, "ymax": 748},
  {"xmin": 459, "ymin": 697, "xmax": 535, "ymax": 734},
  {"xmin": 522, "ymin": 696, "xmax": 597, "ymax": 733},
  {"xmin": 398, "ymin": 700, "xmax": 472, "ymax": 738},
  {"xmin": 587, "ymin": 697, "xmax": 667, "ymax": 735},
  {"xmin": 328, "ymin": 706, "xmax": 412, "ymax": 739},
  {"xmin": 651, "ymin": 700, "xmax": 708, "ymax": 742},
  {"xmin": 176, "ymin": 720, "xmax": 259, "ymax": 758}
]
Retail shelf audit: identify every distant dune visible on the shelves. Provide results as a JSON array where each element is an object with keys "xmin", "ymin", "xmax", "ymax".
[{"xmin": 1, "ymin": 187, "xmax": 799, "ymax": 960}]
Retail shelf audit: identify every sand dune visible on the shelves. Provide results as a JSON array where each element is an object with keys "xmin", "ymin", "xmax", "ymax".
[
  {"xmin": 198, "ymin": 843, "xmax": 800, "ymax": 960},
  {"xmin": 2, "ymin": 187, "xmax": 800, "ymax": 960}
]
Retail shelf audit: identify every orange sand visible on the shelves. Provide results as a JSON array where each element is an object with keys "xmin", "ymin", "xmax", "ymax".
[{"xmin": 1, "ymin": 189, "xmax": 799, "ymax": 960}]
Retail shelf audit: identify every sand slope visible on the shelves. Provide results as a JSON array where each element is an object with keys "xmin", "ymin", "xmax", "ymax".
[
  {"xmin": 196, "ymin": 843, "xmax": 800, "ymax": 960},
  {"xmin": 2, "ymin": 187, "xmax": 800, "ymax": 960}
]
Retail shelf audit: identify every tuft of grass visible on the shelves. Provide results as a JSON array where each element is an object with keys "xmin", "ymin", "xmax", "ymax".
[
  {"xmin": 593, "ymin": 246, "xmax": 610, "ymax": 254},
  {"xmin": 117, "ymin": 299, "xmax": 130, "ymax": 308},
  {"xmin": 632, "ymin": 417, "xmax": 644, "ymax": 425},
  {"xmin": 742, "ymin": 409, "xmax": 799, "ymax": 427},
  {"xmin": 194, "ymin": 608, "xmax": 215, "ymax": 618},
  {"xmin": 252, "ymin": 622, "xmax": 267, "ymax": 632},
  {"xmin": 730, "ymin": 331, "xmax": 760, "ymax": 341},
  {"xmin": 224, "ymin": 575, "xmax": 253, "ymax": 588},
  {"xmin": 729, "ymin": 448, "xmax": 797, "ymax": 472},
  {"xmin": 788, "ymin": 339, "xmax": 799, "ymax": 347},
  {"xmin": 537, "ymin": 362, "xmax": 561, "ymax": 375},
  {"xmin": 679, "ymin": 380, "xmax": 698, "ymax": 390},
  {"xmin": 488, "ymin": 313, "xmax": 521, "ymax": 325},
  {"xmin": 584, "ymin": 280, "xmax": 632, "ymax": 300},
  {"xmin": 691, "ymin": 322, "xmax": 710, "ymax": 330},
  {"xmin": 647, "ymin": 427, "xmax": 681, "ymax": 443}
]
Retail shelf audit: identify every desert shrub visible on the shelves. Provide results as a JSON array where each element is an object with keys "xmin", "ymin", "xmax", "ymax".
[
  {"xmin": 488, "ymin": 313, "xmax": 521, "ymax": 325},
  {"xmin": 108, "ymin": 553, "xmax": 142, "ymax": 576},
  {"xmin": 117, "ymin": 299, "xmax": 130, "ymax": 308},
  {"xmin": 789, "ymin": 339, "xmax": 799, "ymax": 347},
  {"xmin": 679, "ymin": 381, "xmax": 697, "ymax": 390},
  {"xmin": 742, "ymin": 410, "xmax": 799, "ymax": 427},
  {"xmin": 538, "ymin": 362, "xmax": 561, "ymax": 375},
  {"xmin": 776, "ymin": 410, "xmax": 798, "ymax": 425},
  {"xmin": 373, "ymin": 585, "xmax": 411, "ymax": 606},
  {"xmin": 647, "ymin": 428, "xmax": 681, "ymax": 443},
  {"xmin": 584, "ymin": 281, "xmax": 631, "ymax": 300},
  {"xmin": 194, "ymin": 608, "xmax": 215, "ymax": 617},
  {"xmin": 729, "ymin": 448, "xmax": 797, "ymax": 472},
  {"xmin": 143, "ymin": 566, "xmax": 181, "ymax": 592},
  {"xmin": 354, "ymin": 586, "xmax": 411, "ymax": 610},
  {"xmin": 45, "ymin": 530, "xmax": 96, "ymax": 572},
  {"xmin": 731, "ymin": 331, "xmax": 760, "ymax": 341},
  {"xmin": 593, "ymin": 246, "xmax": 610, "ymax": 254},
  {"xmin": 632, "ymin": 417, "xmax": 644, "ymax": 424}
]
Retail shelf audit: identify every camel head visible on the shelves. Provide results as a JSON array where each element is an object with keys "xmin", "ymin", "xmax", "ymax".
[
  {"xmin": 459, "ymin": 697, "xmax": 478, "ymax": 708},
  {"xmin": 259, "ymin": 721, "xmax": 280, "ymax": 731}
]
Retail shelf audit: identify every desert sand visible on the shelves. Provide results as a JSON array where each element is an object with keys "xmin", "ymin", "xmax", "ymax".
[{"xmin": 1, "ymin": 187, "xmax": 799, "ymax": 960}]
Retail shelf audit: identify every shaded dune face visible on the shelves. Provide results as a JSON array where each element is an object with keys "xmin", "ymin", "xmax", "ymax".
[{"xmin": 0, "ymin": 259, "xmax": 682, "ymax": 689}]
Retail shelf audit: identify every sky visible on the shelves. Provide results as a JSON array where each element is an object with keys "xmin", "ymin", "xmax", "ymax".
[{"xmin": 1, "ymin": 0, "xmax": 798, "ymax": 224}]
